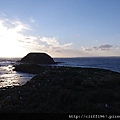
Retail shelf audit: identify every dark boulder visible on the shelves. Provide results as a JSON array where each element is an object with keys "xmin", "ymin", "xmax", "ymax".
[{"xmin": 20, "ymin": 53, "xmax": 55, "ymax": 64}]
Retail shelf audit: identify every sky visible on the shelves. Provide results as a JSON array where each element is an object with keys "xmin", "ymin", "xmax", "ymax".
[{"xmin": 0, "ymin": 0, "xmax": 120, "ymax": 58}]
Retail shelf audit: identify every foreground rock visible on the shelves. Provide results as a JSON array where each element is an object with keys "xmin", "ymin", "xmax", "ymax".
[
  {"xmin": 0, "ymin": 67, "xmax": 120, "ymax": 113},
  {"xmin": 13, "ymin": 64, "xmax": 51, "ymax": 74},
  {"xmin": 21, "ymin": 52, "xmax": 55, "ymax": 64}
]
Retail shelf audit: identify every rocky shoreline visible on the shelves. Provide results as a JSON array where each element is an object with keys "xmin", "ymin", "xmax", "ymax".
[{"xmin": 0, "ymin": 65, "xmax": 120, "ymax": 113}]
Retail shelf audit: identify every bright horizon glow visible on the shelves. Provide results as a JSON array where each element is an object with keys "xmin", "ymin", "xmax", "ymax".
[{"xmin": 0, "ymin": 0, "xmax": 120, "ymax": 58}]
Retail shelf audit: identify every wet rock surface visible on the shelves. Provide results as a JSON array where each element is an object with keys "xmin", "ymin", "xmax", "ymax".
[{"xmin": 0, "ymin": 66, "xmax": 120, "ymax": 113}]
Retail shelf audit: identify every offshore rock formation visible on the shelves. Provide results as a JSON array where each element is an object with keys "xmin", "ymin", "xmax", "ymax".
[{"xmin": 20, "ymin": 53, "xmax": 55, "ymax": 64}]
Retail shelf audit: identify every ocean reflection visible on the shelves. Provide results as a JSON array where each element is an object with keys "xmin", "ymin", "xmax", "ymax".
[{"xmin": 0, "ymin": 64, "xmax": 35, "ymax": 88}]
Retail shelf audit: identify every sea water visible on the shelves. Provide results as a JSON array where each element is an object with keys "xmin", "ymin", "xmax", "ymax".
[
  {"xmin": 0, "ymin": 57, "xmax": 120, "ymax": 88},
  {"xmin": 0, "ymin": 58, "xmax": 35, "ymax": 88},
  {"xmin": 54, "ymin": 57, "xmax": 120, "ymax": 73}
]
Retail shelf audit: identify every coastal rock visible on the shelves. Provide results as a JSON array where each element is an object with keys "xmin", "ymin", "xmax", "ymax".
[
  {"xmin": 13, "ymin": 64, "xmax": 47, "ymax": 74},
  {"xmin": 1, "ymin": 67, "xmax": 120, "ymax": 113},
  {"xmin": 20, "ymin": 53, "xmax": 55, "ymax": 64}
]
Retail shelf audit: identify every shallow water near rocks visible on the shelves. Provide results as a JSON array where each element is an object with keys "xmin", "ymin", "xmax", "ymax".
[
  {"xmin": 0, "ymin": 58, "xmax": 35, "ymax": 88},
  {"xmin": 0, "ymin": 57, "xmax": 120, "ymax": 88}
]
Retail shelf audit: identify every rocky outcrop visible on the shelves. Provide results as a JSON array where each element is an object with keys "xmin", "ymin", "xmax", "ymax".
[
  {"xmin": 13, "ymin": 64, "xmax": 48, "ymax": 74},
  {"xmin": 1, "ymin": 67, "xmax": 120, "ymax": 113},
  {"xmin": 20, "ymin": 53, "xmax": 55, "ymax": 64}
]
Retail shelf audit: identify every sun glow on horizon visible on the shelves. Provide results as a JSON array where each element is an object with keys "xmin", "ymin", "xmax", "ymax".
[
  {"xmin": 0, "ymin": 19, "xmax": 29, "ymax": 58},
  {"xmin": 0, "ymin": 18, "xmax": 120, "ymax": 58},
  {"xmin": 0, "ymin": 18, "xmax": 75, "ymax": 58},
  {"xmin": 0, "ymin": 1, "xmax": 120, "ymax": 58}
]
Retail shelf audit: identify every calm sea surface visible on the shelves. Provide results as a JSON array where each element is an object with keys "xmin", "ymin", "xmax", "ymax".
[
  {"xmin": 0, "ymin": 57, "xmax": 120, "ymax": 88},
  {"xmin": 0, "ymin": 58, "xmax": 35, "ymax": 88},
  {"xmin": 54, "ymin": 57, "xmax": 120, "ymax": 73}
]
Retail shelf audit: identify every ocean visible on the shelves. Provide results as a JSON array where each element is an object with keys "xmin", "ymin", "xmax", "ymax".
[
  {"xmin": 0, "ymin": 57, "xmax": 120, "ymax": 88},
  {"xmin": 54, "ymin": 57, "xmax": 120, "ymax": 73},
  {"xmin": 0, "ymin": 58, "xmax": 35, "ymax": 88}
]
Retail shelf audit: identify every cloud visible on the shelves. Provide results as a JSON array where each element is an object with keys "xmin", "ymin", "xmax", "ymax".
[
  {"xmin": 0, "ymin": 18, "xmax": 31, "ymax": 57},
  {"xmin": 3, "ymin": 17, "xmax": 119, "ymax": 58},
  {"xmin": 82, "ymin": 44, "xmax": 116, "ymax": 52},
  {"xmin": 39, "ymin": 36, "xmax": 73, "ymax": 52},
  {"xmin": 12, "ymin": 21, "xmax": 30, "ymax": 32},
  {"xmin": 98, "ymin": 44, "xmax": 113, "ymax": 50},
  {"xmin": 40, "ymin": 37, "xmax": 59, "ymax": 46},
  {"xmin": 63, "ymin": 43, "xmax": 73, "ymax": 47},
  {"xmin": 29, "ymin": 17, "xmax": 35, "ymax": 23},
  {"xmin": 18, "ymin": 35, "xmax": 73, "ymax": 53},
  {"xmin": 81, "ymin": 43, "xmax": 120, "ymax": 57},
  {"xmin": 0, "ymin": 18, "xmax": 74, "ymax": 57}
]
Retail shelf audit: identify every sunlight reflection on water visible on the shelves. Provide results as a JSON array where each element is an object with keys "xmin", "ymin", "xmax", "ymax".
[{"xmin": 0, "ymin": 64, "xmax": 35, "ymax": 88}]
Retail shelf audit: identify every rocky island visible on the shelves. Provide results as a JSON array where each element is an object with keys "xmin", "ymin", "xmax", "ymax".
[
  {"xmin": 20, "ymin": 52, "xmax": 55, "ymax": 64},
  {"xmin": 0, "ymin": 53, "xmax": 120, "ymax": 114},
  {"xmin": 14, "ymin": 52, "xmax": 57, "ymax": 73}
]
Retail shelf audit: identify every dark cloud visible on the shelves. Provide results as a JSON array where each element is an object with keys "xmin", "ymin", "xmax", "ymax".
[
  {"xmin": 98, "ymin": 44, "xmax": 113, "ymax": 50},
  {"xmin": 83, "ymin": 44, "xmax": 114, "ymax": 51}
]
